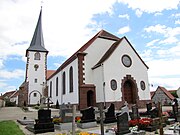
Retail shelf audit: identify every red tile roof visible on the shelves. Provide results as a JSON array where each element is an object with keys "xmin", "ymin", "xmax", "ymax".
[
  {"xmin": 47, "ymin": 29, "xmax": 120, "ymax": 80},
  {"xmin": 152, "ymin": 86, "xmax": 175, "ymax": 100},
  {"xmin": 46, "ymin": 70, "xmax": 56, "ymax": 80},
  {"xmin": 3, "ymin": 90, "xmax": 18, "ymax": 98}
]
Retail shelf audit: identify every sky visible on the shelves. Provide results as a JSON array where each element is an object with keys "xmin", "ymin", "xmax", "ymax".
[{"xmin": 0, "ymin": 0, "xmax": 180, "ymax": 94}]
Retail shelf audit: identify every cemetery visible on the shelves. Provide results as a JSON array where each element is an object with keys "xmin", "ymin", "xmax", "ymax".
[{"xmin": 15, "ymin": 100, "xmax": 180, "ymax": 135}]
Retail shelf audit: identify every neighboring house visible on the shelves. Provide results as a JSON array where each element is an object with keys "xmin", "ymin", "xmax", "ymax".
[
  {"xmin": 151, "ymin": 86, "xmax": 175, "ymax": 105},
  {"xmin": 3, "ymin": 90, "xmax": 19, "ymax": 105},
  {"xmin": 47, "ymin": 29, "xmax": 151, "ymax": 110},
  {"xmin": 0, "ymin": 96, "xmax": 5, "ymax": 107},
  {"xmin": 176, "ymin": 87, "xmax": 180, "ymax": 98}
]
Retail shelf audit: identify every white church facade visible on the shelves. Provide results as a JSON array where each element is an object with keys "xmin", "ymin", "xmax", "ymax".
[
  {"xmin": 18, "ymin": 9, "xmax": 151, "ymax": 109},
  {"xmin": 47, "ymin": 30, "xmax": 151, "ymax": 109}
]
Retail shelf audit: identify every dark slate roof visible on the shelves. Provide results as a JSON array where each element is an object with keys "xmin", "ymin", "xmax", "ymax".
[{"xmin": 26, "ymin": 9, "xmax": 48, "ymax": 54}]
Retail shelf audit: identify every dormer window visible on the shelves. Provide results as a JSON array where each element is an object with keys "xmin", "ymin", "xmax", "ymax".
[{"xmin": 34, "ymin": 52, "xmax": 40, "ymax": 60}]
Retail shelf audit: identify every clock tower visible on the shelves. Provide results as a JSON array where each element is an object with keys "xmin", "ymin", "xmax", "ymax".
[{"xmin": 25, "ymin": 8, "xmax": 48, "ymax": 105}]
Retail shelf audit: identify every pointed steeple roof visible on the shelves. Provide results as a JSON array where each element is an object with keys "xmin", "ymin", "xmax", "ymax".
[{"xmin": 26, "ymin": 8, "xmax": 48, "ymax": 55}]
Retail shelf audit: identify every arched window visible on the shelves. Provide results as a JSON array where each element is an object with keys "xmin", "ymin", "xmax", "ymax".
[
  {"xmin": 50, "ymin": 81, "xmax": 52, "ymax": 97},
  {"xmin": 62, "ymin": 72, "xmax": 66, "ymax": 95},
  {"xmin": 69, "ymin": 66, "xmax": 73, "ymax": 93},
  {"xmin": 56, "ymin": 77, "xmax": 58, "ymax": 96},
  {"xmin": 34, "ymin": 52, "xmax": 40, "ymax": 60}
]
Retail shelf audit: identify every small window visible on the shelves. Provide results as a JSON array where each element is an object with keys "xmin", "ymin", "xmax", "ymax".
[
  {"xmin": 50, "ymin": 81, "xmax": 52, "ymax": 97},
  {"xmin": 34, "ymin": 52, "xmax": 40, "ymax": 60},
  {"xmin": 34, "ymin": 93, "xmax": 37, "ymax": 97},
  {"xmin": 34, "ymin": 78, "xmax": 37, "ymax": 83},
  {"xmin": 56, "ymin": 77, "xmax": 58, "ymax": 96},
  {"xmin": 62, "ymin": 72, "xmax": 66, "ymax": 94},
  {"xmin": 69, "ymin": 66, "xmax": 73, "ymax": 93},
  {"xmin": 110, "ymin": 79, "xmax": 117, "ymax": 90},
  {"xmin": 140, "ymin": 81, "xmax": 146, "ymax": 90}
]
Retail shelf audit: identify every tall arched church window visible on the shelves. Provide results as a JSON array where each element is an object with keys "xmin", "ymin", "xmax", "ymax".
[
  {"xmin": 56, "ymin": 77, "xmax": 58, "ymax": 96},
  {"xmin": 62, "ymin": 72, "xmax": 66, "ymax": 95},
  {"xmin": 50, "ymin": 81, "xmax": 52, "ymax": 97},
  {"xmin": 69, "ymin": 66, "xmax": 73, "ymax": 93},
  {"xmin": 34, "ymin": 52, "xmax": 41, "ymax": 60}
]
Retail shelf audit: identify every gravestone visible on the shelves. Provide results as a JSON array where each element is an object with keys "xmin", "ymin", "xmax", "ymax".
[
  {"xmin": 149, "ymin": 106, "xmax": 159, "ymax": 118},
  {"xmin": 80, "ymin": 106, "xmax": 96, "ymax": 123},
  {"xmin": 172, "ymin": 99, "xmax": 180, "ymax": 122},
  {"xmin": 77, "ymin": 106, "xmax": 97, "ymax": 129},
  {"xmin": 120, "ymin": 102, "xmax": 131, "ymax": 121},
  {"xmin": 26, "ymin": 109, "xmax": 54, "ymax": 134},
  {"xmin": 116, "ymin": 112, "xmax": 130, "ymax": 135},
  {"xmin": 131, "ymin": 105, "xmax": 140, "ymax": 120},
  {"xmin": 104, "ymin": 103, "xmax": 117, "ymax": 123},
  {"xmin": 146, "ymin": 102, "xmax": 152, "ymax": 115},
  {"xmin": 60, "ymin": 103, "xmax": 73, "ymax": 123}
]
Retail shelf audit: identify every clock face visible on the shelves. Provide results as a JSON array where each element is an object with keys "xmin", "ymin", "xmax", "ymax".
[{"xmin": 122, "ymin": 55, "xmax": 132, "ymax": 67}]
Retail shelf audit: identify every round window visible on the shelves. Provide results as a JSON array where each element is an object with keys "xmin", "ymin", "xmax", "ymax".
[
  {"xmin": 111, "ymin": 79, "xmax": 117, "ymax": 90},
  {"xmin": 122, "ymin": 55, "xmax": 132, "ymax": 67},
  {"xmin": 140, "ymin": 81, "xmax": 146, "ymax": 90}
]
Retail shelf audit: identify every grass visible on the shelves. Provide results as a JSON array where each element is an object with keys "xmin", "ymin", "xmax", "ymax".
[{"xmin": 0, "ymin": 120, "xmax": 24, "ymax": 135}]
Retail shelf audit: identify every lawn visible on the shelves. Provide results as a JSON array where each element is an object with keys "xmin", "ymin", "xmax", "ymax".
[{"xmin": 0, "ymin": 120, "xmax": 24, "ymax": 135}]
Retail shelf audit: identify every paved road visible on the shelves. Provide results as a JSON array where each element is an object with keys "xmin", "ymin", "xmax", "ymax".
[{"xmin": 0, "ymin": 107, "xmax": 59, "ymax": 121}]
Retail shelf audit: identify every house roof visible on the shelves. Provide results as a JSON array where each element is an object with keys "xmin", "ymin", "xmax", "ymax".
[
  {"xmin": 46, "ymin": 70, "xmax": 56, "ymax": 80},
  {"xmin": 47, "ymin": 29, "xmax": 120, "ymax": 80},
  {"xmin": 26, "ymin": 8, "xmax": 48, "ymax": 56},
  {"xmin": 3, "ymin": 90, "xmax": 18, "ymax": 98},
  {"xmin": 92, "ymin": 36, "xmax": 149, "ymax": 69},
  {"xmin": 152, "ymin": 86, "xmax": 175, "ymax": 100}
]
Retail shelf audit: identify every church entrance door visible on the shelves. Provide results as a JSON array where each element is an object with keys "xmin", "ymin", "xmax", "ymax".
[{"xmin": 123, "ymin": 80, "xmax": 135, "ymax": 104}]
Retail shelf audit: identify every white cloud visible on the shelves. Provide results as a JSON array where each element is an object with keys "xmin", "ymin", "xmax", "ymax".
[
  {"xmin": 144, "ymin": 24, "xmax": 180, "ymax": 44},
  {"xmin": 154, "ymin": 12, "xmax": 163, "ymax": 16},
  {"xmin": 172, "ymin": 13, "xmax": 180, "ymax": 18},
  {"xmin": 118, "ymin": 0, "xmax": 180, "ymax": 14},
  {"xmin": 149, "ymin": 77, "xmax": 180, "ymax": 91},
  {"xmin": 146, "ymin": 39, "xmax": 160, "ymax": 47},
  {"xmin": 144, "ymin": 24, "xmax": 167, "ymax": 35},
  {"xmin": 117, "ymin": 26, "xmax": 130, "ymax": 35},
  {"xmin": 118, "ymin": 14, "xmax": 130, "ymax": 20},
  {"xmin": 135, "ymin": 9, "xmax": 143, "ymax": 17},
  {"xmin": 147, "ymin": 59, "xmax": 180, "ymax": 77},
  {"xmin": 0, "ymin": 69, "xmax": 24, "ymax": 79},
  {"xmin": 175, "ymin": 20, "xmax": 180, "ymax": 24},
  {"xmin": 0, "ymin": 80, "xmax": 17, "ymax": 94},
  {"xmin": 159, "ymin": 36, "xmax": 178, "ymax": 44}
]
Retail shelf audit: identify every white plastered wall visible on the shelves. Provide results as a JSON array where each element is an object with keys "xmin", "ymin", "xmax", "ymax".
[
  {"xmin": 27, "ymin": 51, "xmax": 47, "ymax": 105},
  {"xmin": 47, "ymin": 58, "xmax": 79, "ymax": 105}
]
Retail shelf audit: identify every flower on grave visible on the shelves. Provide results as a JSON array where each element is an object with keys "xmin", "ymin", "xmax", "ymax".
[
  {"xmin": 79, "ymin": 132, "xmax": 97, "ymax": 135},
  {"xmin": 53, "ymin": 117, "xmax": 62, "ymax": 124},
  {"xmin": 75, "ymin": 116, "xmax": 81, "ymax": 123},
  {"xmin": 128, "ymin": 118, "xmax": 152, "ymax": 128}
]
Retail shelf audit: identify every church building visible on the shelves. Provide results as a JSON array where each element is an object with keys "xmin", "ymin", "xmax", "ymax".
[
  {"xmin": 18, "ymin": 8, "xmax": 151, "ymax": 109},
  {"xmin": 47, "ymin": 30, "xmax": 151, "ymax": 109}
]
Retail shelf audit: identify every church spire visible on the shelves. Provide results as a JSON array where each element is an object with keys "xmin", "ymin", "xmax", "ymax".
[{"xmin": 26, "ymin": 8, "xmax": 48, "ymax": 54}]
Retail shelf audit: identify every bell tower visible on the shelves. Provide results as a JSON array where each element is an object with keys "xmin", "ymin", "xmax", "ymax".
[{"xmin": 25, "ymin": 8, "xmax": 48, "ymax": 105}]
